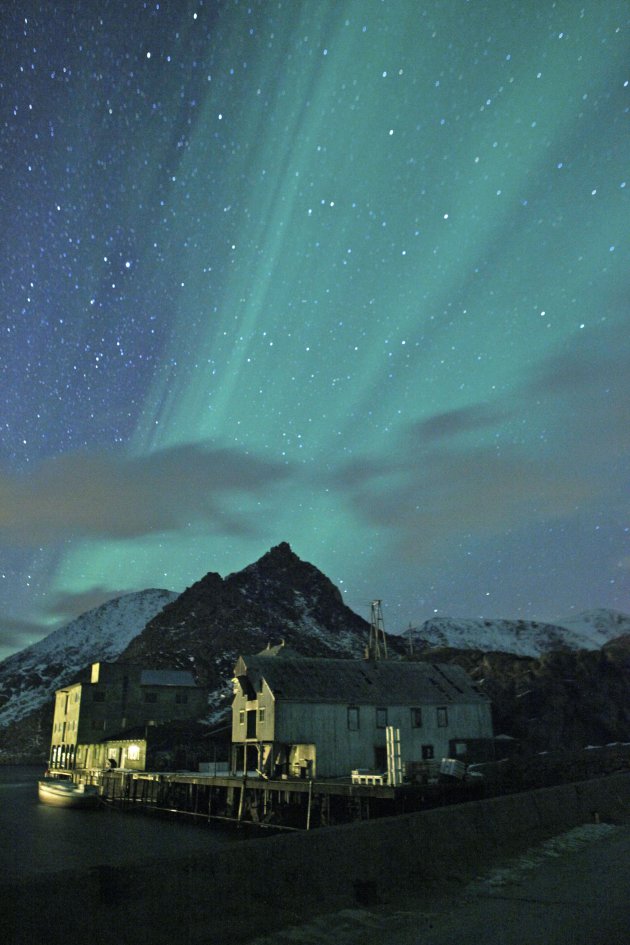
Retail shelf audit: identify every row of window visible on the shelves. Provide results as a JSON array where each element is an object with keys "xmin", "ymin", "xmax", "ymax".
[
  {"xmin": 348, "ymin": 706, "xmax": 448, "ymax": 731},
  {"xmin": 237, "ymin": 706, "xmax": 449, "ymax": 729},
  {"xmin": 90, "ymin": 691, "xmax": 189, "ymax": 704}
]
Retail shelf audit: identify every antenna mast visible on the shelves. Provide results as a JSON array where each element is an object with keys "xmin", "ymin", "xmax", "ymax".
[{"xmin": 367, "ymin": 599, "xmax": 388, "ymax": 660}]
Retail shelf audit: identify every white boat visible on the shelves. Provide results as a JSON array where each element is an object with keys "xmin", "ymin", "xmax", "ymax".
[{"xmin": 38, "ymin": 777, "xmax": 100, "ymax": 809}]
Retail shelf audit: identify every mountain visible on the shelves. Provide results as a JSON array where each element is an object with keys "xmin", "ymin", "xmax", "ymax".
[
  {"xmin": 409, "ymin": 610, "xmax": 630, "ymax": 658},
  {"xmin": 551, "ymin": 609, "xmax": 630, "ymax": 649},
  {"xmin": 0, "ymin": 589, "xmax": 177, "ymax": 735},
  {"xmin": 118, "ymin": 542, "xmax": 372, "ymax": 716},
  {"xmin": 414, "ymin": 641, "xmax": 630, "ymax": 753},
  {"xmin": 2, "ymin": 539, "xmax": 629, "ymax": 763}
]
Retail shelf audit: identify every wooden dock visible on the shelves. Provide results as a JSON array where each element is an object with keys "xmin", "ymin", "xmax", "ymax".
[{"xmin": 72, "ymin": 767, "xmax": 481, "ymax": 830}]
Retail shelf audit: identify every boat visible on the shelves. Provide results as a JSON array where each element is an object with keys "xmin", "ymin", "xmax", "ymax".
[{"xmin": 38, "ymin": 777, "xmax": 100, "ymax": 809}]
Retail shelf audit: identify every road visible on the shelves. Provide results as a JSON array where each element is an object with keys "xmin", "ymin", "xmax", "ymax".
[{"xmin": 246, "ymin": 822, "xmax": 630, "ymax": 945}]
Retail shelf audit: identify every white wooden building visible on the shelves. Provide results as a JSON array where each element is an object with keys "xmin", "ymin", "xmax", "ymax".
[{"xmin": 231, "ymin": 646, "xmax": 493, "ymax": 779}]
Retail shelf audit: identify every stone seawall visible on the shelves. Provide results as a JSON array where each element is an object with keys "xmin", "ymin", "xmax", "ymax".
[{"xmin": 5, "ymin": 772, "xmax": 630, "ymax": 945}]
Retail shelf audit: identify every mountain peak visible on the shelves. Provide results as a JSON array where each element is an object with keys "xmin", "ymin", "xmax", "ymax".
[{"xmin": 119, "ymin": 542, "xmax": 369, "ymax": 697}]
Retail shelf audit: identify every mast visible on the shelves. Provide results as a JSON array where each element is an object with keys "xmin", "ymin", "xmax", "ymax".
[{"xmin": 366, "ymin": 599, "xmax": 388, "ymax": 660}]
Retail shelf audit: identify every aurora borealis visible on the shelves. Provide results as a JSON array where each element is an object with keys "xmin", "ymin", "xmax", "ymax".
[{"xmin": 1, "ymin": 1, "xmax": 628, "ymax": 659}]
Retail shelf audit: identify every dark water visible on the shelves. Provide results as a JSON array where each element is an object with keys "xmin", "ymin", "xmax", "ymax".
[{"xmin": 0, "ymin": 765, "xmax": 238, "ymax": 885}]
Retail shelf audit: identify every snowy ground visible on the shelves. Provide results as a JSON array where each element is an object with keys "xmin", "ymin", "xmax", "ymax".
[{"xmin": 244, "ymin": 821, "xmax": 629, "ymax": 945}]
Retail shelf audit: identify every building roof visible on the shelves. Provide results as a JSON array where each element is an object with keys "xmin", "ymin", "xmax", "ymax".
[
  {"xmin": 139, "ymin": 669, "xmax": 198, "ymax": 688},
  {"xmin": 234, "ymin": 655, "xmax": 488, "ymax": 706}
]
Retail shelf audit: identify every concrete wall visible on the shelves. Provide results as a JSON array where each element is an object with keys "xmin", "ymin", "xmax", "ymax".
[{"xmin": 6, "ymin": 772, "xmax": 630, "ymax": 945}]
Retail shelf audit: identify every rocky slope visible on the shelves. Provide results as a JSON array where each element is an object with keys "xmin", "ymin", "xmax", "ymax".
[
  {"xmin": 414, "ymin": 638, "xmax": 630, "ymax": 753},
  {"xmin": 118, "ymin": 542, "xmax": 373, "ymax": 716}
]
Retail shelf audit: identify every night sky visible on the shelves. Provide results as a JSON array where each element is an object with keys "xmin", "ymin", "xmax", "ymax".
[{"xmin": 1, "ymin": 0, "xmax": 628, "ymax": 661}]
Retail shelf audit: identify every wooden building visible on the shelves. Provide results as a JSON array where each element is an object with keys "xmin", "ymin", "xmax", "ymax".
[
  {"xmin": 231, "ymin": 646, "xmax": 493, "ymax": 779},
  {"xmin": 49, "ymin": 662, "xmax": 207, "ymax": 770}
]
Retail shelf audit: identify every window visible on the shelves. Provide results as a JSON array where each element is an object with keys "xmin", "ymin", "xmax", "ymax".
[
  {"xmin": 454, "ymin": 742, "xmax": 467, "ymax": 756},
  {"xmin": 175, "ymin": 692, "xmax": 188, "ymax": 704},
  {"xmin": 410, "ymin": 707, "xmax": 422, "ymax": 728},
  {"xmin": 421, "ymin": 744, "xmax": 434, "ymax": 760},
  {"xmin": 144, "ymin": 692, "xmax": 158, "ymax": 704},
  {"xmin": 127, "ymin": 744, "xmax": 140, "ymax": 761},
  {"xmin": 91, "ymin": 719, "xmax": 106, "ymax": 731},
  {"xmin": 239, "ymin": 710, "xmax": 245, "ymax": 726},
  {"xmin": 92, "ymin": 691, "xmax": 106, "ymax": 702},
  {"xmin": 437, "ymin": 707, "xmax": 448, "ymax": 728},
  {"xmin": 376, "ymin": 707, "xmax": 387, "ymax": 729},
  {"xmin": 347, "ymin": 706, "xmax": 359, "ymax": 731},
  {"xmin": 258, "ymin": 707, "xmax": 266, "ymax": 723}
]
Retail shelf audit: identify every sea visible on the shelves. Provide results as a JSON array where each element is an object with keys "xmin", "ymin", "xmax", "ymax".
[{"xmin": 0, "ymin": 765, "xmax": 240, "ymax": 886}]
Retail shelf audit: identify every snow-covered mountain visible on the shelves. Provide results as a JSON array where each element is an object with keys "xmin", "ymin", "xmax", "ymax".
[
  {"xmin": 2, "ymin": 538, "xmax": 629, "ymax": 762},
  {"xmin": 0, "ymin": 589, "xmax": 177, "ymax": 727},
  {"xmin": 409, "ymin": 610, "xmax": 630, "ymax": 659},
  {"xmin": 550, "ymin": 609, "xmax": 630, "ymax": 649}
]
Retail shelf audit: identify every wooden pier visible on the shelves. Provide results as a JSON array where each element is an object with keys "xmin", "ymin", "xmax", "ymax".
[{"xmin": 73, "ymin": 767, "xmax": 480, "ymax": 829}]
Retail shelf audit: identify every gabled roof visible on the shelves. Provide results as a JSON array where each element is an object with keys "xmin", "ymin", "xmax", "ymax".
[
  {"xmin": 234, "ymin": 655, "xmax": 487, "ymax": 706},
  {"xmin": 139, "ymin": 669, "xmax": 198, "ymax": 688}
]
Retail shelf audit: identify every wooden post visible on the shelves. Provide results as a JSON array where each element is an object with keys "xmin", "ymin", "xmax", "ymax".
[
  {"xmin": 237, "ymin": 776, "xmax": 246, "ymax": 822},
  {"xmin": 306, "ymin": 779, "xmax": 313, "ymax": 830}
]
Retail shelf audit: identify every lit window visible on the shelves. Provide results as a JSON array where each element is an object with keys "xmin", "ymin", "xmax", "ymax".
[
  {"xmin": 437, "ymin": 707, "xmax": 448, "ymax": 728},
  {"xmin": 127, "ymin": 744, "xmax": 140, "ymax": 761}
]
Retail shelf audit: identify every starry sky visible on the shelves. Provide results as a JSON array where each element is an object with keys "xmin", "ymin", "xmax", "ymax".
[{"xmin": 1, "ymin": 0, "xmax": 628, "ymax": 661}]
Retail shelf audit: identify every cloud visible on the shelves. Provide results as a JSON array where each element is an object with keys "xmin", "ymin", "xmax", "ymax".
[
  {"xmin": 412, "ymin": 404, "xmax": 507, "ymax": 442},
  {"xmin": 44, "ymin": 587, "xmax": 140, "ymax": 623},
  {"xmin": 337, "ymin": 438, "xmax": 593, "ymax": 550},
  {"xmin": 334, "ymin": 346, "xmax": 630, "ymax": 562},
  {"xmin": 0, "ymin": 442, "xmax": 291, "ymax": 545},
  {"xmin": 523, "ymin": 323, "xmax": 630, "ymax": 457},
  {"xmin": 0, "ymin": 616, "xmax": 48, "ymax": 652},
  {"xmin": 331, "ymin": 321, "xmax": 630, "ymax": 563}
]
